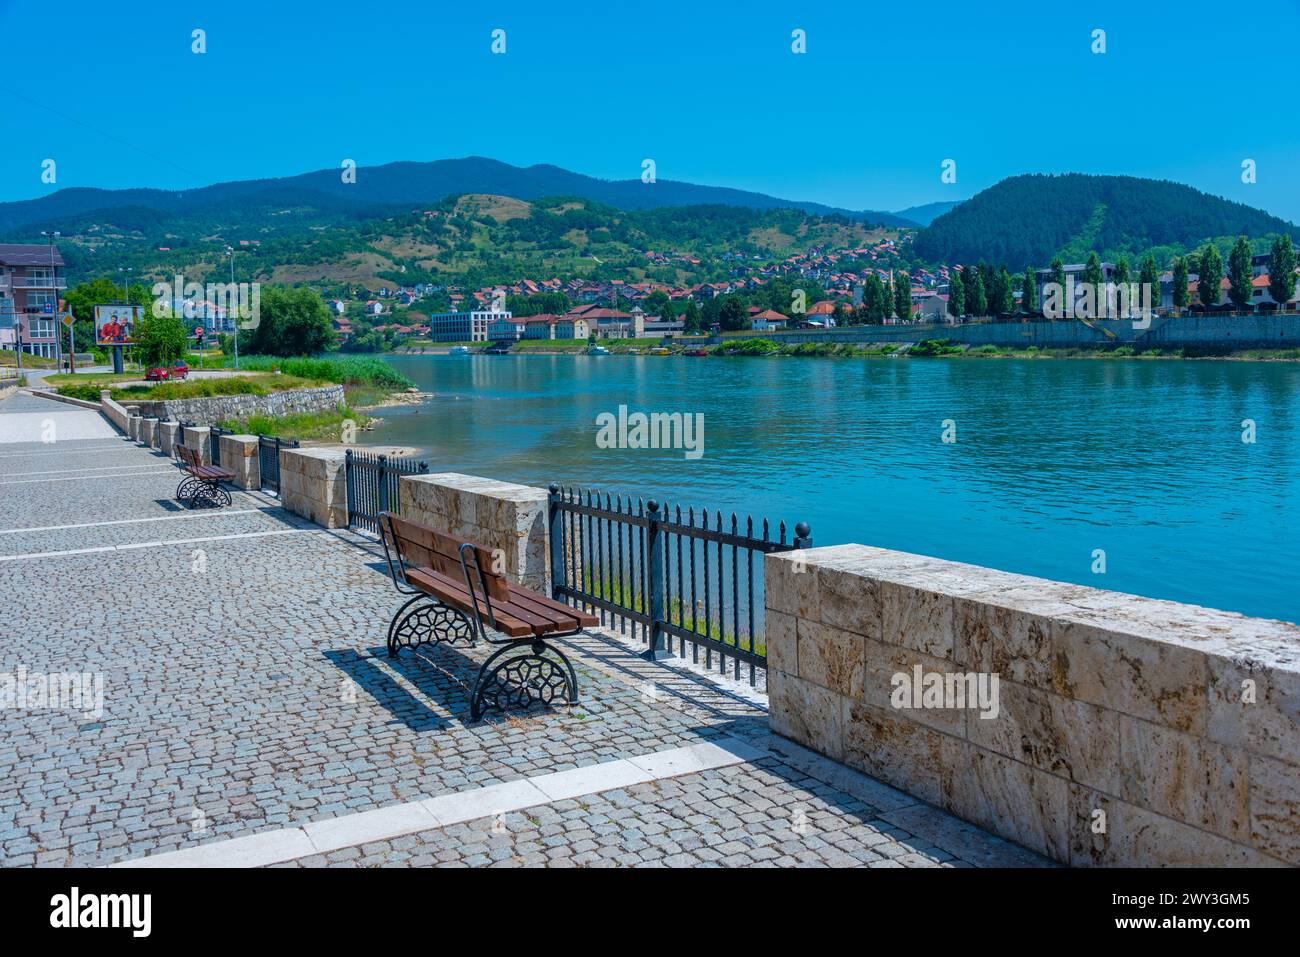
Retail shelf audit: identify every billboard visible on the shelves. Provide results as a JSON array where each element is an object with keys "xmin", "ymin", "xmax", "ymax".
[{"xmin": 94, "ymin": 304, "xmax": 144, "ymax": 345}]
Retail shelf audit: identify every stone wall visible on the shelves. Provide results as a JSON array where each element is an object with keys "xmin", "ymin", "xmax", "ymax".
[
  {"xmin": 279, "ymin": 448, "xmax": 348, "ymax": 528},
  {"xmin": 101, "ymin": 391, "xmax": 130, "ymax": 432},
  {"xmin": 400, "ymin": 472, "xmax": 550, "ymax": 591},
  {"xmin": 128, "ymin": 384, "xmax": 344, "ymax": 425},
  {"xmin": 764, "ymin": 544, "xmax": 1300, "ymax": 867},
  {"xmin": 181, "ymin": 426, "xmax": 211, "ymax": 463},
  {"xmin": 218, "ymin": 434, "xmax": 260, "ymax": 489}
]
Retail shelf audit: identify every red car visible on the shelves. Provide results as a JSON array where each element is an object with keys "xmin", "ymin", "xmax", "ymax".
[{"xmin": 145, "ymin": 363, "xmax": 189, "ymax": 382}]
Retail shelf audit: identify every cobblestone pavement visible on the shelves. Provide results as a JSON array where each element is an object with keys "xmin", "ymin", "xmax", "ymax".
[
  {"xmin": 280, "ymin": 758, "xmax": 1046, "ymax": 868},
  {"xmin": 0, "ymin": 429, "xmax": 1048, "ymax": 868}
]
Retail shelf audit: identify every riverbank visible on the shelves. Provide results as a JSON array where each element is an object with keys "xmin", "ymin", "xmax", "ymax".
[{"xmin": 389, "ymin": 339, "xmax": 1300, "ymax": 361}]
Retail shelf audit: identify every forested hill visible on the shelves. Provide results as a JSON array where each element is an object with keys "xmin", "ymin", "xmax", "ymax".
[
  {"xmin": 0, "ymin": 157, "xmax": 916, "ymax": 234},
  {"xmin": 912, "ymin": 173, "xmax": 1300, "ymax": 270}
]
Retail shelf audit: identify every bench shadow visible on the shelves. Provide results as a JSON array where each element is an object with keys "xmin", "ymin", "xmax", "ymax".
[{"xmin": 324, "ymin": 638, "xmax": 516, "ymax": 733}]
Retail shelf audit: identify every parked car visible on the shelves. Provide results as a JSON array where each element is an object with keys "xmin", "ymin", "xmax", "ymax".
[
  {"xmin": 144, "ymin": 367, "xmax": 171, "ymax": 381},
  {"xmin": 171, "ymin": 362, "xmax": 189, "ymax": 379}
]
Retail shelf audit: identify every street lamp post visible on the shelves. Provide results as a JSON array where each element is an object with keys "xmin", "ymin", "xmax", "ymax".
[
  {"xmin": 225, "ymin": 245, "xmax": 239, "ymax": 370},
  {"xmin": 41, "ymin": 230, "xmax": 61, "ymax": 368}
]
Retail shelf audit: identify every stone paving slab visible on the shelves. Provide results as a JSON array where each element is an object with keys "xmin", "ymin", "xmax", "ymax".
[
  {"xmin": 276, "ymin": 758, "xmax": 1051, "ymax": 868},
  {"xmin": 0, "ymin": 436, "xmax": 1045, "ymax": 869},
  {"xmin": 0, "ymin": 392, "xmax": 117, "ymax": 443},
  {"xmin": 0, "ymin": 442, "xmax": 147, "ymax": 477},
  {"xmin": 0, "ymin": 507, "xmax": 309, "ymax": 558}
]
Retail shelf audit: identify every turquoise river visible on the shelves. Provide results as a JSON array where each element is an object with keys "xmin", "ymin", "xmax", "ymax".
[{"xmin": 373, "ymin": 354, "xmax": 1300, "ymax": 624}]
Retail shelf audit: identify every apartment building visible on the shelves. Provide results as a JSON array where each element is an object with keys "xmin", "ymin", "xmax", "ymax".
[
  {"xmin": 425, "ymin": 309, "xmax": 513, "ymax": 342},
  {"xmin": 0, "ymin": 243, "xmax": 65, "ymax": 359}
]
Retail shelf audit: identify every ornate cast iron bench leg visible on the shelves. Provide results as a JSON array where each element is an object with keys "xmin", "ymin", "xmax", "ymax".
[
  {"xmin": 470, "ymin": 638, "xmax": 579, "ymax": 721},
  {"xmin": 386, "ymin": 596, "xmax": 476, "ymax": 657},
  {"xmin": 176, "ymin": 475, "xmax": 201, "ymax": 503}
]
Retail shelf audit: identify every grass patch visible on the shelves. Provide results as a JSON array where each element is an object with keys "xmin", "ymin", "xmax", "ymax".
[
  {"xmin": 218, "ymin": 404, "xmax": 369, "ymax": 442},
  {"xmin": 54, "ymin": 373, "xmax": 326, "ymax": 403}
]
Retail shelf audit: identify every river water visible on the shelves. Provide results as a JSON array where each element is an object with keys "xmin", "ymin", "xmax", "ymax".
[{"xmin": 373, "ymin": 354, "xmax": 1300, "ymax": 624}]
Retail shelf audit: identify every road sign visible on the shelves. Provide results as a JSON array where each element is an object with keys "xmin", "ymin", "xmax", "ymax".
[
  {"xmin": 193, "ymin": 325, "xmax": 204, "ymax": 338},
  {"xmin": 61, "ymin": 313, "xmax": 74, "ymax": 327}
]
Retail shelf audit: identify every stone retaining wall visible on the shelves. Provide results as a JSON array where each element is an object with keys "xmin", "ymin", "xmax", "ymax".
[
  {"xmin": 128, "ymin": 384, "xmax": 345, "ymax": 425},
  {"xmin": 764, "ymin": 544, "xmax": 1300, "ymax": 866},
  {"xmin": 706, "ymin": 314, "xmax": 1300, "ymax": 350}
]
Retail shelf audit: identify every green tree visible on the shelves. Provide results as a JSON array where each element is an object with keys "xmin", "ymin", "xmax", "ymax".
[
  {"xmin": 1021, "ymin": 266, "xmax": 1037, "ymax": 315},
  {"xmin": 1050, "ymin": 256, "xmax": 1067, "ymax": 292},
  {"xmin": 1139, "ymin": 254, "xmax": 1160, "ymax": 304},
  {"xmin": 1114, "ymin": 255, "xmax": 1130, "ymax": 287},
  {"xmin": 681, "ymin": 300, "xmax": 702, "ymax": 333},
  {"xmin": 1172, "ymin": 257, "xmax": 1189, "ymax": 314},
  {"xmin": 1198, "ymin": 244, "xmax": 1224, "ymax": 307},
  {"xmin": 966, "ymin": 266, "xmax": 987, "ymax": 316},
  {"xmin": 245, "ymin": 286, "xmax": 336, "ymax": 356},
  {"xmin": 1083, "ymin": 252, "xmax": 1104, "ymax": 290},
  {"xmin": 644, "ymin": 290, "xmax": 673, "ymax": 318},
  {"xmin": 894, "ymin": 272, "xmax": 911, "ymax": 321},
  {"xmin": 134, "ymin": 312, "xmax": 188, "ymax": 368},
  {"xmin": 987, "ymin": 266, "xmax": 1014, "ymax": 315},
  {"xmin": 718, "ymin": 296, "xmax": 748, "ymax": 332},
  {"xmin": 947, "ymin": 269, "xmax": 965, "ymax": 318},
  {"xmin": 1268, "ymin": 234, "xmax": 1297, "ymax": 308},
  {"xmin": 1227, "ymin": 236, "xmax": 1253, "ymax": 309}
]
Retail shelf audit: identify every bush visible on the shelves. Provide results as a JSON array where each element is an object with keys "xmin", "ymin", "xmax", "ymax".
[
  {"xmin": 236, "ymin": 355, "xmax": 412, "ymax": 390},
  {"xmin": 909, "ymin": 338, "xmax": 962, "ymax": 357},
  {"xmin": 713, "ymin": 338, "xmax": 780, "ymax": 356}
]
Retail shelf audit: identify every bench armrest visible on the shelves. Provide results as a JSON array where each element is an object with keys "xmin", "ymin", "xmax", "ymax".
[{"xmin": 379, "ymin": 512, "xmax": 422, "ymax": 597}]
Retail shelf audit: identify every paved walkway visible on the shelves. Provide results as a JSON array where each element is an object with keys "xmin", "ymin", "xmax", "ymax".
[
  {"xmin": 0, "ymin": 389, "xmax": 117, "ymax": 443},
  {"xmin": 0, "ymin": 407, "xmax": 1048, "ymax": 868}
]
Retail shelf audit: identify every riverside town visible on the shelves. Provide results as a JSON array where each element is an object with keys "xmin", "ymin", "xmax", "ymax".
[{"xmin": 0, "ymin": 0, "xmax": 1293, "ymax": 937}]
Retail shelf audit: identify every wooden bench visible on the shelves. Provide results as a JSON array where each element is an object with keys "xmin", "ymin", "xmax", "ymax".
[
  {"xmin": 379, "ymin": 510, "xmax": 597, "ymax": 719},
  {"xmin": 175, "ymin": 444, "xmax": 234, "ymax": 509}
]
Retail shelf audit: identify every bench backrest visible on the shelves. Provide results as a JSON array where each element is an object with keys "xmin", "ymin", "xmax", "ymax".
[
  {"xmin": 176, "ymin": 445, "xmax": 199, "ymax": 467},
  {"xmin": 379, "ymin": 511, "xmax": 509, "ymax": 601}
]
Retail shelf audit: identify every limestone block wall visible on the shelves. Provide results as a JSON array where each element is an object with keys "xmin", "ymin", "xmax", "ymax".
[
  {"xmin": 764, "ymin": 544, "xmax": 1300, "ymax": 867},
  {"xmin": 181, "ymin": 426, "xmax": 211, "ymax": 463},
  {"xmin": 279, "ymin": 448, "xmax": 348, "ymax": 528},
  {"xmin": 101, "ymin": 391, "xmax": 130, "ymax": 432},
  {"xmin": 159, "ymin": 422, "xmax": 179, "ymax": 456},
  {"xmin": 219, "ymin": 434, "xmax": 260, "ymax": 490},
  {"xmin": 400, "ymin": 472, "xmax": 550, "ymax": 591}
]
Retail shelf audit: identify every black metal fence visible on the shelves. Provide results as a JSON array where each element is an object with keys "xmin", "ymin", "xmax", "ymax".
[
  {"xmin": 209, "ymin": 426, "xmax": 233, "ymax": 467},
  {"xmin": 547, "ymin": 485, "xmax": 809, "ymax": 684},
  {"xmin": 345, "ymin": 449, "xmax": 431, "ymax": 534},
  {"xmin": 258, "ymin": 435, "xmax": 300, "ymax": 495}
]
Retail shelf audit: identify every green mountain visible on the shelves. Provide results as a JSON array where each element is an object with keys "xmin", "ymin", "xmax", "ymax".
[
  {"xmin": 893, "ymin": 201, "xmax": 962, "ymax": 226},
  {"xmin": 0, "ymin": 156, "xmax": 916, "ymax": 235},
  {"xmin": 912, "ymin": 173, "xmax": 1300, "ymax": 270}
]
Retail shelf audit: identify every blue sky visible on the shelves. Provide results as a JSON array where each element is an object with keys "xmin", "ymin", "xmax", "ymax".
[{"xmin": 3, "ymin": 0, "xmax": 1299, "ymax": 220}]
